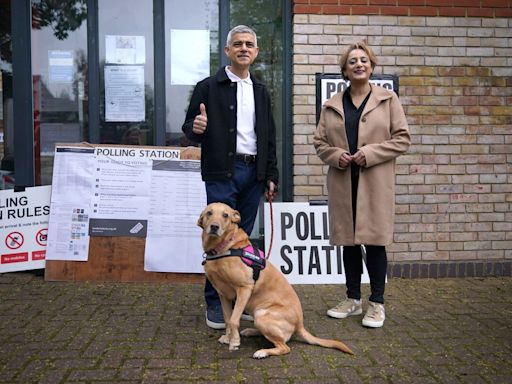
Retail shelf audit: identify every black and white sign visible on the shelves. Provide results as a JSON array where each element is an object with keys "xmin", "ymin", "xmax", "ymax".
[
  {"xmin": 264, "ymin": 202, "xmax": 370, "ymax": 285},
  {"xmin": 315, "ymin": 73, "xmax": 399, "ymax": 123}
]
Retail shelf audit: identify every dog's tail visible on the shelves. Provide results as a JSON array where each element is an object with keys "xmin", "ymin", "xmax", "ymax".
[{"xmin": 296, "ymin": 327, "xmax": 354, "ymax": 355}]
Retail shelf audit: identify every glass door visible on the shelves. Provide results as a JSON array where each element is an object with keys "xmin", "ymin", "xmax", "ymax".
[
  {"xmin": 164, "ymin": 0, "xmax": 219, "ymax": 147},
  {"xmin": 31, "ymin": 0, "xmax": 89, "ymax": 185}
]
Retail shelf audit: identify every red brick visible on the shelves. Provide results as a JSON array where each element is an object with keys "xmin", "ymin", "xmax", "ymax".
[
  {"xmin": 452, "ymin": 0, "xmax": 482, "ymax": 6},
  {"xmin": 467, "ymin": 7, "xmax": 494, "ymax": 17},
  {"xmin": 323, "ymin": 5, "xmax": 351, "ymax": 14},
  {"xmin": 438, "ymin": 7, "xmax": 466, "ymax": 16},
  {"xmin": 483, "ymin": 0, "xmax": 509, "ymax": 6},
  {"xmin": 426, "ymin": 0, "xmax": 454, "ymax": 5},
  {"xmin": 398, "ymin": 0, "xmax": 426, "ymax": 5},
  {"xmin": 294, "ymin": 5, "xmax": 322, "ymax": 13},
  {"xmin": 351, "ymin": 5, "xmax": 381, "ymax": 14},
  {"xmin": 370, "ymin": 0, "xmax": 396, "ymax": 4},
  {"xmin": 310, "ymin": 0, "xmax": 338, "ymax": 3},
  {"xmin": 381, "ymin": 6, "xmax": 410, "ymax": 15},
  {"xmin": 495, "ymin": 8, "xmax": 512, "ymax": 17},
  {"xmin": 410, "ymin": 7, "xmax": 438, "ymax": 16}
]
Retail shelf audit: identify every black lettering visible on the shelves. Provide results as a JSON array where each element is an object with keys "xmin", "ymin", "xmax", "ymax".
[
  {"xmin": 281, "ymin": 212, "xmax": 293, "ymax": 240},
  {"xmin": 7, "ymin": 209, "xmax": 15, "ymax": 219},
  {"xmin": 43, "ymin": 205, "xmax": 50, "ymax": 215},
  {"xmin": 323, "ymin": 212, "xmax": 329, "ymax": 239},
  {"xmin": 322, "ymin": 245, "xmax": 333, "ymax": 274},
  {"xmin": 310, "ymin": 212, "xmax": 321, "ymax": 240},
  {"xmin": 326, "ymin": 82, "xmax": 336, "ymax": 99},
  {"xmin": 295, "ymin": 246, "xmax": 307, "ymax": 275},
  {"xmin": 296, "ymin": 212, "xmax": 309, "ymax": 240},
  {"xmin": 337, "ymin": 246, "xmax": 343, "ymax": 274},
  {"xmin": 280, "ymin": 245, "xmax": 293, "ymax": 274},
  {"xmin": 308, "ymin": 246, "xmax": 321, "ymax": 275},
  {"xmin": 338, "ymin": 81, "xmax": 348, "ymax": 93}
]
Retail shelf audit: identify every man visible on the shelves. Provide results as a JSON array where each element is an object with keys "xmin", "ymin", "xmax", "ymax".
[{"xmin": 182, "ymin": 25, "xmax": 279, "ymax": 329}]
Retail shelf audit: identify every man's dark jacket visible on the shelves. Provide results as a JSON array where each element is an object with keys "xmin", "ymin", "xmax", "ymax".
[{"xmin": 182, "ymin": 67, "xmax": 279, "ymax": 187}]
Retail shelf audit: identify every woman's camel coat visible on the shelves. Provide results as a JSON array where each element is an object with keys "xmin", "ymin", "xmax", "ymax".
[{"xmin": 314, "ymin": 84, "xmax": 411, "ymax": 246}]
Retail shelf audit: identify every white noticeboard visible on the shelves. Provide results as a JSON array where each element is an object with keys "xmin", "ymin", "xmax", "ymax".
[
  {"xmin": 46, "ymin": 145, "xmax": 206, "ymax": 273},
  {"xmin": 0, "ymin": 186, "xmax": 51, "ymax": 273},
  {"xmin": 264, "ymin": 202, "xmax": 370, "ymax": 285}
]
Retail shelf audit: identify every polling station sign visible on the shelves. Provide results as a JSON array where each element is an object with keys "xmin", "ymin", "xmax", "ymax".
[
  {"xmin": 315, "ymin": 73, "xmax": 398, "ymax": 124},
  {"xmin": 0, "ymin": 186, "xmax": 51, "ymax": 273},
  {"xmin": 264, "ymin": 202, "xmax": 370, "ymax": 285}
]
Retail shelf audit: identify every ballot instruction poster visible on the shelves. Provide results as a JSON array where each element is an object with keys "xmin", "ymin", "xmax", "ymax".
[{"xmin": 46, "ymin": 145, "xmax": 206, "ymax": 272}]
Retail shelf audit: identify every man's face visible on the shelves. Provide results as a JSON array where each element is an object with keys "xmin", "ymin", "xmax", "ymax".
[{"xmin": 224, "ymin": 32, "xmax": 259, "ymax": 70}]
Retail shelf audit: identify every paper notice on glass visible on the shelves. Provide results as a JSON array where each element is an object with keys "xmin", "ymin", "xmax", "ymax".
[
  {"xmin": 170, "ymin": 29, "xmax": 210, "ymax": 85},
  {"xmin": 48, "ymin": 50, "xmax": 74, "ymax": 83},
  {"xmin": 105, "ymin": 35, "xmax": 145, "ymax": 64},
  {"xmin": 89, "ymin": 146, "xmax": 152, "ymax": 237},
  {"xmin": 144, "ymin": 159, "xmax": 206, "ymax": 273},
  {"xmin": 105, "ymin": 65, "xmax": 145, "ymax": 122},
  {"xmin": 46, "ymin": 147, "xmax": 95, "ymax": 261}
]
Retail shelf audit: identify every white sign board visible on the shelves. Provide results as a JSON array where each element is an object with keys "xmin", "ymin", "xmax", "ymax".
[
  {"xmin": 264, "ymin": 202, "xmax": 370, "ymax": 285},
  {"xmin": 46, "ymin": 145, "xmax": 206, "ymax": 273},
  {"xmin": 0, "ymin": 186, "xmax": 51, "ymax": 273}
]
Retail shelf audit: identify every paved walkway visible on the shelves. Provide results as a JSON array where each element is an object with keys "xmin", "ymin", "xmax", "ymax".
[{"xmin": 0, "ymin": 272, "xmax": 511, "ymax": 383}]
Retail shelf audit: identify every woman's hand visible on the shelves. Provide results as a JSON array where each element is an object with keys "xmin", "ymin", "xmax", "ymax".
[
  {"xmin": 338, "ymin": 152, "xmax": 352, "ymax": 169},
  {"xmin": 351, "ymin": 150, "xmax": 367, "ymax": 167}
]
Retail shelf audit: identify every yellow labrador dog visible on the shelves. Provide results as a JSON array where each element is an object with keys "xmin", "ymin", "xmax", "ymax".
[{"xmin": 198, "ymin": 202, "xmax": 354, "ymax": 359}]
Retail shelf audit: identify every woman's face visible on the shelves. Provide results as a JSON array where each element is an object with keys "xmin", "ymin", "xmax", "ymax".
[{"xmin": 343, "ymin": 48, "xmax": 372, "ymax": 83}]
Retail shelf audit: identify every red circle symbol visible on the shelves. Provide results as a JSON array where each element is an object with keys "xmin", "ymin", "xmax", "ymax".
[
  {"xmin": 36, "ymin": 228, "xmax": 48, "ymax": 247},
  {"xmin": 6, "ymin": 232, "xmax": 24, "ymax": 250}
]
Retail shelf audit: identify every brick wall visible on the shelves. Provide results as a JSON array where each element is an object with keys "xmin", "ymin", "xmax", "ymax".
[{"xmin": 292, "ymin": 0, "xmax": 512, "ymax": 272}]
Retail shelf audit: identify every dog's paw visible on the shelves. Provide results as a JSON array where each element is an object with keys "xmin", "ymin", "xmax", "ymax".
[
  {"xmin": 228, "ymin": 343, "xmax": 240, "ymax": 351},
  {"xmin": 253, "ymin": 349, "xmax": 268, "ymax": 359},
  {"xmin": 218, "ymin": 335, "xmax": 230, "ymax": 345}
]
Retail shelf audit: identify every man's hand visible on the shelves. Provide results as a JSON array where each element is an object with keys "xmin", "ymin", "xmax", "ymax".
[
  {"xmin": 192, "ymin": 103, "xmax": 208, "ymax": 134},
  {"xmin": 265, "ymin": 181, "xmax": 277, "ymax": 201}
]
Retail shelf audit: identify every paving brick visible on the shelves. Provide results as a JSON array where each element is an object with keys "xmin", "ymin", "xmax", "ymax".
[{"xmin": 0, "ymin": 272, "xmax": 511, "ymax": 383}]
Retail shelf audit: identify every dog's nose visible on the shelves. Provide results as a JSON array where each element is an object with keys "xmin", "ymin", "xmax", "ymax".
[{"xmin": 209, "ymin": 224, "xmax": 219, "ymax": 234}]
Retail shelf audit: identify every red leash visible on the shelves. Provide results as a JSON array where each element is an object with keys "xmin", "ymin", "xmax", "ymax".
[{"xmin": 266, "ymin": 196, "xmax": 274, "ymax": 260}]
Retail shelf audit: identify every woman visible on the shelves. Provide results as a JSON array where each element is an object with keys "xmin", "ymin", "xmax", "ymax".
[{"xmin": 313, "ymin": 42, "xmax": 410, "ymax": 328}]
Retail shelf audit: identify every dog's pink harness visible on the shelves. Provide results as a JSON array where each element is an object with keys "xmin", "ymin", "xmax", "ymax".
[{"xmin": 203, "ymin": 243, "xmax": 266, "ymax": 281}]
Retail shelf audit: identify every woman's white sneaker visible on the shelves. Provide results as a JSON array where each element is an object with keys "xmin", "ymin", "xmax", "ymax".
[
  {"xmin": 362, "ymin": 301, "xmax": 385, "ymax": 328},
  {"xmin": 327, "ymin": 298, "xmax": 363, "ymax": 319}
]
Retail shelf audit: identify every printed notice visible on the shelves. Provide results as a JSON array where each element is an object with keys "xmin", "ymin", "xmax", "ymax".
[
  {"xmin": 46, "ymin": 147, "xmax": 95, "ymax": 261},
  {"xmin": 48, "ymin": 50, "xmax": 74, "ymax": 83},
  {"xmin": 105, "ymin": 65, "xmax": 145, "ymax": 122},
  {"xmin": 144, "ymin": 160, "xmax": 206, "ymax": 273},
  {"xmin": 89, "ymin": 146, "xmax": 152, "ymax": 236},
  {"xmin": 170, "ymin": 29, "xmax": 210, "ymax": 85},
  {"xmin": 105, "ymin": 35, "xmax": 145, "ymax": 65}
]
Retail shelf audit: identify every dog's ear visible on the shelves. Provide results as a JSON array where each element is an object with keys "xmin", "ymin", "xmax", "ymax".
[
  {"xmin": 197, "ymin": 212, "xmax": 205, "ymax": 228},
  {"xmin": 232, "ymin": 210, "xmax": 241, "ymax": 224}
]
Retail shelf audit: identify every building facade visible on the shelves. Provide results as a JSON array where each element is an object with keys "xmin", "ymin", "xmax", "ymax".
[{"xmin": 1, "ymin": 0, "xmax": 511, "ymax": 276}]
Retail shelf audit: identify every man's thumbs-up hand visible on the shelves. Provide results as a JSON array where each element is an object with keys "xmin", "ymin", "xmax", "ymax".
[{"xmin": 192, "ymin": 103, "xmax": 208, "ymax": 134}]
